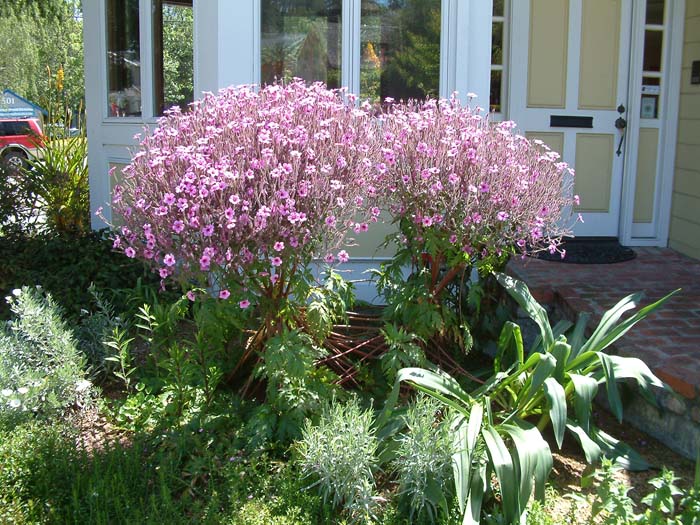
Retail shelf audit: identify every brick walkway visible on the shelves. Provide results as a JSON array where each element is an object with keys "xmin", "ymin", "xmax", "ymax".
[{"xmin": 507, "ymin": 247, "xmax": 700, "ymax": 400}]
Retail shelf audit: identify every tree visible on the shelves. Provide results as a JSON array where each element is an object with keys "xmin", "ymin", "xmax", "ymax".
[{"xmin": 0, "ymin": 0, "xmax": 84, "ymax": 122}]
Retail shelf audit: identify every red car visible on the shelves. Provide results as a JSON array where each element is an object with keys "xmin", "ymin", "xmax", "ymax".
[{"xmin": 0, "ymin": 118, "xmax": 45, "ymax": 170}]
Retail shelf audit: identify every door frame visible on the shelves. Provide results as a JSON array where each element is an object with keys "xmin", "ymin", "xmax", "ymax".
[
  {"xmin": 506, "ymin": 0, "xmax": 685, "ymax": 246},
  {"xmin": 618, "ymin": 0, "xmax": 685, "ymax": 247}
]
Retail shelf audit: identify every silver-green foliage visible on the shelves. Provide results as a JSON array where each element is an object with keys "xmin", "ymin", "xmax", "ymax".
[
  {"xmin": 392, "ymin": 395, "xmax": 454, "ymax": 522},
  {"xmin": 0, "ymin": 287, "xmax": 91, "ymax": 417},
  {"xmin": 297, "ymin": 398, "xmax": 380, "ymax": 523}
]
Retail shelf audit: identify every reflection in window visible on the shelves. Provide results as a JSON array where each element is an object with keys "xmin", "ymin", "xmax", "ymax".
[
  {"xmin": 107, "ymin": 0, "xmax": 141, "ymax": 117},
  {"xmin": 490, "ymin": 0, "xmax": 506, "ymax": 114},
  {"xmin": 646, "ymin": 0, "xmax": 664, "ymax": 25},
  {"xmin": 153, "ymin": 0, "xmax": 194, "ymax": 115},
  {"xmin": 261, "ymin": 0, "xmax": 342, "ymax": 88},
  {"xmin": 641, "ymin": 0, "xmax": 665, "ymax": 120},
  {"xmin": 360, "ymin": 0, "xmax": 441, "ymax": 103},
  {"xmin": 643, "ymin": 30, "xmax": 663, "ymax": 72}
]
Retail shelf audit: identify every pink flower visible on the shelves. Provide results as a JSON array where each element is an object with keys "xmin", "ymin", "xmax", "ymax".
[
  {"xmin": 239, "ymin": 299, "xmax": 250, "ymax": 309},
  {"xmin": 172, "ymin": 220, "xmax": 185, "ymax": 233},
  {"xmin": 271, "ymin": 256, "xmax": 282, "ymax": 267},
  {"xmin": 337, "ymin": 250, "xmax": 349, "ymax": 263},
  {"xmin": 202, "ymin": 225, "xmax": 214, "ymax": 237},
  {"xmin": 163, "ymin": 253, "xmax": 176, "ymax": 266},
  {"xmin": 159, "ymin": 268, "xmax": 169, "ymax": 278},
  {"xmin": 219, "ymin": 289, "xmax": 230, "ymax": 300},
  {"xmin": 324, "ymin": 253, "xmax": 335, "ymax": 264},
  {"xmin": 164, "ymin": 193, "xmax": 176, "ymax": 205},
  {"xmin": 497, "ymin": 211, "xmax": 509, "ymax": 221},
  {"xmin": 273, "ymin": 241, "xmax": 284, "ymax": 252},
  {"xmin": 200, "ymin": 254, "xmax": 211, "ymax": 270},
  {"xmin": 271, "ymin": 274, "xmax": 280, "ymax": 284},
  {"xmin": 125, "ymin": 247, "xmax": 136, "ymax": 258},
  {"xmin": 187, "ymin": 290, "xmax": 197, "ymax": 301}
]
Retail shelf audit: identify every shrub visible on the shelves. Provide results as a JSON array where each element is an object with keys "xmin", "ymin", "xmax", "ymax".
[
  {"xmin": 374, "ymin": 97, "xmax": 576, "ymax": 348},
  {"xmin": 23, "ymin": 133, "xmax": 90, "ymax": 235},
  {"xmin": 0, "ymin": 229, "xmax": 166, "ymax": 323},
  {"xmin": 108, "ymin": 81, "xmax": 382, "ymax": 334},
  {"xmin": 0, "ymin": 286, "xmax": 91, "ymax": 419},
  {"xmin": 296, "ymin": 397, "xmax": 380, "ymax": 522},
  {"xmin": 379, "ymin": 96, "xmax": 575, "ymax": 268}
]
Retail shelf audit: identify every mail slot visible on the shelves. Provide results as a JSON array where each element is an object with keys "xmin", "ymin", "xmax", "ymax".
[{"xmin": 550, "ymin": 115, "xmax": 594, "ymax": 128}]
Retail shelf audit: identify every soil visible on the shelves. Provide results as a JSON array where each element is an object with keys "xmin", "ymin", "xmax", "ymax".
[{"xmin": 546, "ymin": 408, "xmax": 697, "ymax": 523}]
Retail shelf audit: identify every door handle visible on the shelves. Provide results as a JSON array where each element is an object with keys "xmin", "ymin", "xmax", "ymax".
[{"xmin": 615, "ymin": 104, "xmax": 627, "ymax": 156}]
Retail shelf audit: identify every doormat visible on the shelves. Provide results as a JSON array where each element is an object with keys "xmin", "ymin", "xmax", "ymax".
[{"xmin": 531, "ymin": 237, "xmax": 636, "ymax": 264}]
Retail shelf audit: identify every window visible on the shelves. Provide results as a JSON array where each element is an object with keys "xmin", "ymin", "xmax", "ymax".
[
  {"xmin": 641, "ymin": 0, "xmax": 665, "ymax": 119},
  {"xmin": 106, "ymin": 0, "xmax": 141, "ymax": 117},
  {"xmin": 261, "ymin": 0, "xmax": 342, "ymax": 89},
  {"xmin": 153, "ymin": 0, "xmax": 194, "ymax": 115},
  {"xmin": 260, "ymin": 0, "xmax": 442, "ymax": 103},
  {"xmin": 490, "ymin": 0, "xmax": 507, "ymax": 116},
  {"xmin": 359, "ymin": 0, "xmax": 441, "ymax": 103}
]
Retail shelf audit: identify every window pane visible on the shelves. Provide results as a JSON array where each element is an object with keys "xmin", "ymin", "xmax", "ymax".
[
  {"xmin": 261, "ymin": 0, "xmax": 342, "ymax": 88},
  {"xmin": 360, "ymin": 0, "xmax": 441, "ymax": 103},
  {"xmin": 643, "ymin": 30, "xmax": 663, "ymax": 72},
  {"xmin": 646, "ymin": 0, "xmax": 664, "ymax": 25},
  {"xmin": 493, "ymin": 0, "xmax": 504, "ymax": 17},
  {"xmin": 641, "ymin": 77, "xmax": 661, "ymax": 119},
  {"xmin": 154, "ymin": 0, "xmax": 194, "ymax": 115},
  {"xmin": 490, "ymin": 70, "xmax": 502, "ymax": 113},
  {"xmin": 492, "ymin": 21, "xmax": 503, "ymax": 65},
  {"xmin": 107, "ymin": 0, "xmax": 141, "ymax": 117}
]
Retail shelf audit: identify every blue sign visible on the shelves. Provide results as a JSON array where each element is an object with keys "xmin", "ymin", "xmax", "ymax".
[{"xmin": 0, "ymin": 89, "xmax": 47, "ymax": 119}]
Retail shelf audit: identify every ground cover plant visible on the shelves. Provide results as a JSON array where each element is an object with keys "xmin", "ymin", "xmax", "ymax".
[{"xmin": 1, "ymin": 83, "xmax": 696, "ymax": 524}]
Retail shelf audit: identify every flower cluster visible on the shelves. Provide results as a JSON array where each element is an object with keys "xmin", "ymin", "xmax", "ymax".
[
  {"xmin": 377, "ymin": 96, "xmax": 576, "ymax": 264},
  {"xmin": 110, "ymin": 81, "xmax": 382, "ymax": 300}
]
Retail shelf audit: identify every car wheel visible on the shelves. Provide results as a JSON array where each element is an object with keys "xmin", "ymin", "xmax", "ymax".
[{"xmin": 2, "ymin": 151, "xmax": 27, "ymax": 171}]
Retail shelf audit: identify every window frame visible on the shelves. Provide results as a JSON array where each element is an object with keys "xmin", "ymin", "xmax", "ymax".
[{"xmin": 254, "ymin": 0, "xmax": 474, "ymax": 104}]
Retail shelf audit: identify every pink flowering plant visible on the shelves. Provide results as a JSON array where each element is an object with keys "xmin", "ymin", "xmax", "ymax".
[
  {"xmin": 374, "ymin": 96, "xmax": 576, "ymax": 346},
  {"xmin": 108, "ymin": 81, "xmax": 382, "ymax": 355}
]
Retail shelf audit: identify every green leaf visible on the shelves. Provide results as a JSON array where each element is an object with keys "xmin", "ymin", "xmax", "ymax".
[
  {"xmin": 518, "ymin": 353, "xmax": 556, "ymax": 408},
  {"xmin": 593, "ymin": 427, "xmax": 650, "ymax": 471},
  {"xmin": 543, "ymin": 377, "xmax": 567, "ymax": 449},
  {"xmin": 579, "ymin": 292, "xmax": 641, "ymax": 354},
  {"xmin": 496, "ymin": 273, "xmax": 554, "ymax": 351},
  {"xmin": 552, "ymin": 319, "xmax": 574, "ymax": 340},
  {"xmin": 464, "ymin": 464, "xmax": 487, "ymax": 525},
  {"xmin": 569, "ymin": 373, "xmax": 598, "ymax": 433},
  {"xmin": 596, "ymin": 352, "xmax": 623, "ymax": 422},
  {"xmin": 580, "ymin": 289, "xmax": 680, "ymax": 356},
  {"xmin": 452, "ymin": 415, "xmax": 470, "ymax": 514},
  {"xmin": 396, "ymin": 367, "xmax": 472, "ymax": 408},
  {"xmin": 566, "ymin": 421, "xmax": 602, "ymax": 464},
  {"xmin": 502, "ymin": 420, "xmax": 553, "ymax": 504},
  {"xmin": 483, "ymin": 426, "xmax": 519, "ymax": 523},
  {"xmin": 568, "ymin": 312, "xmax": 591, "ymax": 361},
  {"xmin": 550, "ymin": 340, "xmax": 571, "ymax": 382},
  {"xmin": 600, "ymin": 354, "xmax": 667, "ymax": 398},
  {"xmin": 495, "ymin": 321, "xmax": 524, "ymax": 372}
]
